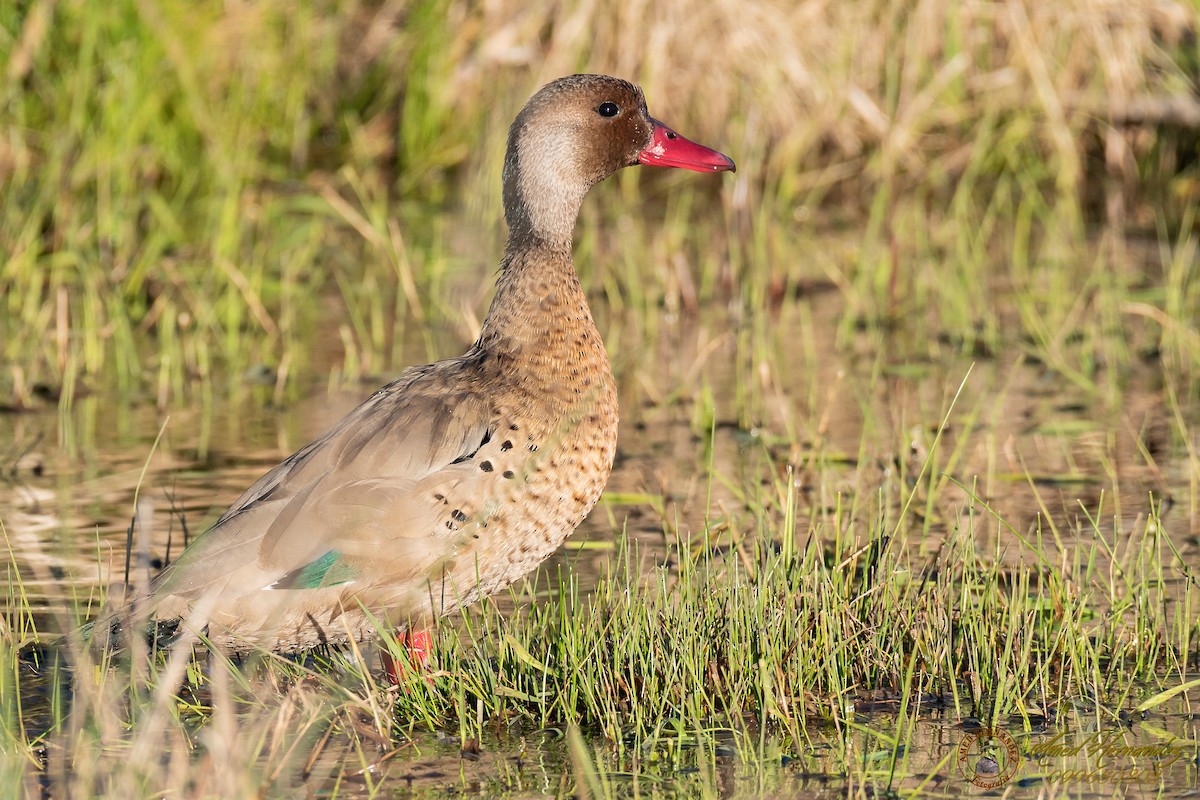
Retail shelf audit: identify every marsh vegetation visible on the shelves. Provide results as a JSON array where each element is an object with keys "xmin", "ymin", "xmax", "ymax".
[{"xmin": 3, "ymin": 0, "xmax": 1200, "ymax": 795}]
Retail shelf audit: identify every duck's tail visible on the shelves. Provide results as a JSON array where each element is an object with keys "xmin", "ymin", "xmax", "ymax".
[{"xmin": 76, "ymin": 587, "xmax": 187, "ymax": 656}]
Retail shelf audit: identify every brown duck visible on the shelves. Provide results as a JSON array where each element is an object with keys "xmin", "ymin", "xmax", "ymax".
[{"xmin": 147, "ymin": 74, "xmax": 735, "ymax": 656}]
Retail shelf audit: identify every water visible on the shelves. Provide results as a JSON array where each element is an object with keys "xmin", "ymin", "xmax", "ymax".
[
  {"xmin": 3, "ymin": 285, "xmax": 1198, "ymax": 796},
  {"xmin": 295, "ymin": 707, "xmax": 1200, "ymax": 796}
]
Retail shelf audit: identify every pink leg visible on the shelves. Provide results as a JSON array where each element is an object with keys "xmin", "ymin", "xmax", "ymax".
[{"xmin": 383, "ymin": 629, "xmax": 433, "ymax": 684}]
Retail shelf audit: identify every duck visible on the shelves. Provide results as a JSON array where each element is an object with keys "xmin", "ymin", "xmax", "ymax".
[{"xmin": 142, "ymin": 74, "xmax": 735, "ymax": 658}]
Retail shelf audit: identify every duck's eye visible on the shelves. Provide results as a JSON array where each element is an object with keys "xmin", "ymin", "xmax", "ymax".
[{"xmin": 597, "ymin": 102, "xmax": 620, "ymax": 118}]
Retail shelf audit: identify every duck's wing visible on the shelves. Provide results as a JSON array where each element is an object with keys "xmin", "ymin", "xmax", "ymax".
[{"xmin": 151, "ymin": 359, "xmax": 495, "ymax": 616}]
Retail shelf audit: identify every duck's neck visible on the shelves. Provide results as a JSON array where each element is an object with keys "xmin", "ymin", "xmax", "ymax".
[
  {"xmin": 500, "ymin": 123, "xmax": 595, "ymax": 249},
  {"xmin": 477, "ymin": 131, "xmax": 612, "ymax": 379},
  {"xmin": 479, "ymin": 239, "xmax": 600, "ymax": 359}
]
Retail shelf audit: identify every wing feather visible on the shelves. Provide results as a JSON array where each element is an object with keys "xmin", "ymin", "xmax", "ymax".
[{"xmin": 152, "ymin": 359, "xmax": 493, "ymax": 612}]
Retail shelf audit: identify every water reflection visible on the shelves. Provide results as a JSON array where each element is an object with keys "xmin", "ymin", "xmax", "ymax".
[{"xmin": 299, "ymin": 706, "xmax": 1200, "ymax": 796}]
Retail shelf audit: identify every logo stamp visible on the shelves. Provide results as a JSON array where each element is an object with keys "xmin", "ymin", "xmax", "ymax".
[{"xmin": 957, "ymin": 727, "xmax": 1021, "ymax": 789}]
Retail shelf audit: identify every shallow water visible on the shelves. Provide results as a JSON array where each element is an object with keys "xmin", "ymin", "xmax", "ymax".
[
  {"xmin": 3, "ymin": 280, "xmax": 1199, "ymax": 796},
  {"xmin": 285, "ymin": 703, "xmax": 1200, "ymax": 797}
]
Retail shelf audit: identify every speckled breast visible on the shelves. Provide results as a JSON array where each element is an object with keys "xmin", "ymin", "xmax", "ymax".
[{"xmin": 424, "ymin": 364, "xmax": 619, "ymax": 619}]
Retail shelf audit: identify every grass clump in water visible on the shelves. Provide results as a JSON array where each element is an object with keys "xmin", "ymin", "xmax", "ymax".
[{"xmin": 392, "ymin": 497, "xmax": 1195, "ymax": 745}]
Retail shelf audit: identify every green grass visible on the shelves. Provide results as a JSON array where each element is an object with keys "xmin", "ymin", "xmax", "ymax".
[{"xmin": 393, "ymin": 509, "xmax": 1191, "ymax": 740}]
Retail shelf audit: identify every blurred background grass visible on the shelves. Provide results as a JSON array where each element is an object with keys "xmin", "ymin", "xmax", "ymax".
[{"xmin": 2, "ymin": 0, "xmax": 1199, "ymax": 409}]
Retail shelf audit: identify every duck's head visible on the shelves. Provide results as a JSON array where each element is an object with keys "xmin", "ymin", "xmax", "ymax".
[{"xmin": 503, "ymin": 74, "xmax": 735, "ymax": 247}]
